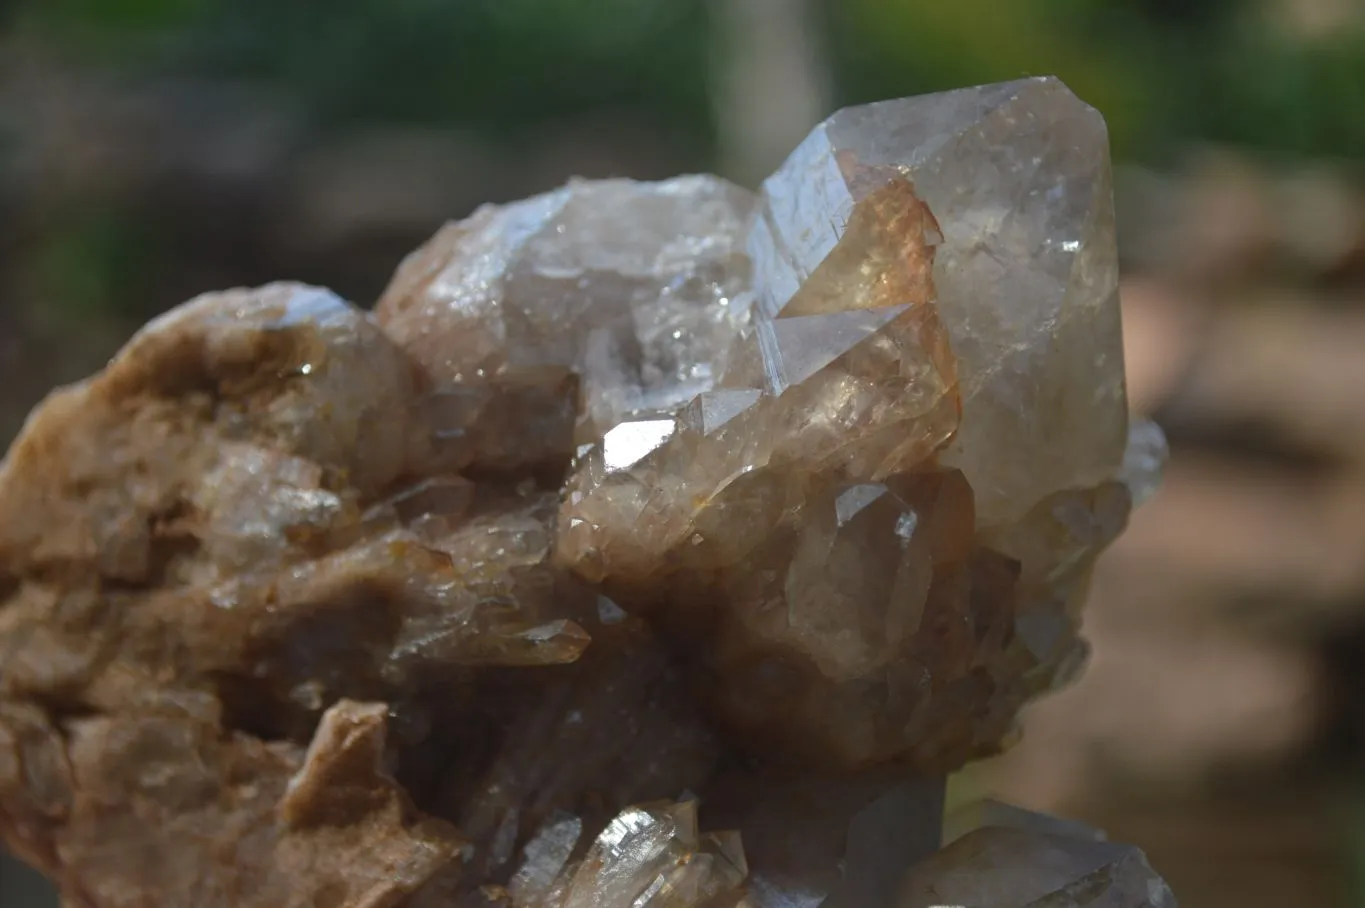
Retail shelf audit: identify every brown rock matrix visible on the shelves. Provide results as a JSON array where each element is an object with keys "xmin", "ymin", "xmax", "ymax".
[{"xmin": 0, "ymin": 78, "xmax": 1174, "ymax": 907}]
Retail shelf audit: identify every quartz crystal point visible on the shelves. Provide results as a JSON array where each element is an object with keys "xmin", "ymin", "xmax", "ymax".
[
  {"xmin": 835, "ymin": 79, "xmax": 1131, "ymax": 528},
  {"xmin": 514, "ymin": 800, "xmax": 748, "ymax": 908},
  {"xmin": 557, "ymin": 76, "xmax": 1144, "ymax": 770},
  {"xmin": 505, "ymin": 793, "xmax": 1176, "ymax": 908},
  {"xmin": 376, "ymin": 175, "xmax": 755, "ymax": 466},
  {"xmin": 899, "ymin": 826, "xmax": 1177, "ymax": 908}
]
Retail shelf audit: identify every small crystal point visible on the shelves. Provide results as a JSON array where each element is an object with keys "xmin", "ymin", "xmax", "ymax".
[
  {"xmin": 376, "ymin": 175, "xmax": 755, "ymax": 458},
  {"xmin": 1119, "ymin": 419, "xmax": 1169, "ymax": 506},
  {"xmin": 511, "ymin": 813, "xmax": 584, "ymax": 903},
  {"xmin": 529, "ymin": 801, "xmax": 747, "ymax": 908},
  {"xmin": 834, "ymin": 484, "xmax": 889, "ymax": 526},
  {"xmin": 898, "ymin": 826, "xmax": 1177, "ymax": 908}
]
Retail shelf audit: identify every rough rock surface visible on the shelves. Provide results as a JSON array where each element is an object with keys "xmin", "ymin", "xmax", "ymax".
[
  {"xmin": 1, "ymin": 696, "xmax": 466, "ymax": 908},
  {"xmin": 0, "ymin": 78, "xmax": 1174, "ymax": 907}
]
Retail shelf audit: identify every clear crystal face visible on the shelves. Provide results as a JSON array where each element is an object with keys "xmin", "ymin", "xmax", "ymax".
[
  {"xmin": 0, "ymin": 78, "xmax": 1171, "ymax": 908},
  {"xmin": 513, "ymin": 801, "xmax": 749, "ymax": 908}
]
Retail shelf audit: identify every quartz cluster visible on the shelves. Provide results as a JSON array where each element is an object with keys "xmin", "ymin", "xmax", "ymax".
[{"xmin": 0, "ymin": 77, "xmax": 1173, "ymax": 907}]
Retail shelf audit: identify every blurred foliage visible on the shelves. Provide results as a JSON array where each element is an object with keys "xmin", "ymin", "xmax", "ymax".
[
  {"xmin": 27, "ymin": 204, "xmax": 167, "ymax": 323},
  {"xmin": 12, "ymin": 0, "xmax": 715, "ymax": 139},
  {"xmin": 8, "ymin": 0, "xmax": 1365, "ymax": 160},
  {"xmin": 3, "ymin": 0, "xmax": 1365, "ymax": 329},
  {"xmin": 185, "ymin": 0, "xmax": 713, "ymax": 136},
  {"xmin": 830, "ymin": 0, "xmax": 1156, "ymax": 154},
  {"xmin": 829, "ymin": 0, "xmax": 1365, "ymax": 163},
  {"xmin": 1201, "ymin": 25, "xmax": 1365, "ymax": 161}
]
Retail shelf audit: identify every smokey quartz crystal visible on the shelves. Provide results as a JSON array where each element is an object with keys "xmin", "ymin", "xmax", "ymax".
[
  {"xmin": 557, "ymin": 75, "xmax": 1146, "ymax": 771},
  {"xmin": 0, "ymin": 78, "xmax": 1173, "ymax": 908},
  {"xmin": 900, "ymin": 825, "xmax": 1177, "ymax": 908}
]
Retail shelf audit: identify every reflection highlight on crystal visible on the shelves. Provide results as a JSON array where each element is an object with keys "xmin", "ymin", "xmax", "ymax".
[{"xmin": 602, "ymin": 419, "xmax": 678, "ymax": 472}]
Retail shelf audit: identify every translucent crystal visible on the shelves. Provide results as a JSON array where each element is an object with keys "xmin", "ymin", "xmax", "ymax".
[
  {"xmin": 899, "ymin": 826, "xmax": 1178, "ymax": 908},
  {"xmin": 524, "ymin": 801, "xmax": 747, "ymax": 908},
  {"xmin": 1118, "ymin": 419, "xmax": 1169, "ymax": 507},
  {"xmin": 510, "ymin": 813, "xmax": 583, "ymax": 903},
  {"xmin": 436, "ymin": 617, "xmax": 721, "ymax": 886},
  {"xmin": 740, "ymin": 76, "xmax": 1129, "ymax": 526},
  {"xmin": 556, "ymin": 76, "xmax": 1138, "ymax": 770},
  {"xmin": 376, "ymin": 176, "xmax": 756, "ymax": 459}
]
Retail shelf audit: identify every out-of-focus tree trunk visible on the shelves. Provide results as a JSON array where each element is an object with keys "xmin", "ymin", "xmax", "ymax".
[{"xmin": 711, "ymin": 0, "xmax": 830, "ymax": 188}]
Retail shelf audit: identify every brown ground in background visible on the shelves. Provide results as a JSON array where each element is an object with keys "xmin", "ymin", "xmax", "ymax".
[{"xmin": 978, "ymin": 153, "xmax": 1365, "ymax": 908}]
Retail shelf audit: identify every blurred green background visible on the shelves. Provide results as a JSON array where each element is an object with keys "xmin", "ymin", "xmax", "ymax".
[
  {"xmin": 2, "ymin": 1, "xmax": 1365, "ymax": 907},
  {"xmin": 2, "ymin": 0, "xmax": 1362, "ymax": 345}
]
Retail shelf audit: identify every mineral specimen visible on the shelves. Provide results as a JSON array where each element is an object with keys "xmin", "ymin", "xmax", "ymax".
[{"xmin": 0, "ymin": 76, "xmax": 1174, "ymax": 908}]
